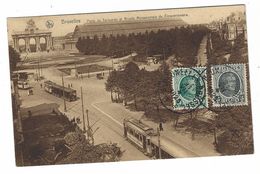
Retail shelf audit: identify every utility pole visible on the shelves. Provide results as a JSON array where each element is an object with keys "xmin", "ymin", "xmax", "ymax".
[
  {"xmin": 35, "ymin": 67, "xmax": 38, "ymax": 81},
  {"xmin": 37, "ymin": 57, "xmax": 40, "ymax": 80},
  {"xmin": 81, "ymin": 87, "xmax": 86, "ymax": 132},
  {"xmin": 86, "ymin": 109, "xmax": 90, "ymax": 129},
  {"xmin": 61, "ymin": 72, "xmax": 67, "ymax": 112},
  {"xmin": 157, "ymin": 127, "xmax": 162, "ymax": 159},
  {"xmin": 85, "ymin": 109, "xmax": 94, "ymax": 145},
  {"xmin": 40, "ymin": 56, "xmax": 43, "ymax": 79}
]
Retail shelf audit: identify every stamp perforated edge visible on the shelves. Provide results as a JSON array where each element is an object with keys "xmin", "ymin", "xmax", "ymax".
[
  {"xmin": 210, "ymin": 63, "xmax": 248, "ymax": 107},
  {"xmin": 171, "ymin": 66, "xmax": 208, "ymax": 110}
]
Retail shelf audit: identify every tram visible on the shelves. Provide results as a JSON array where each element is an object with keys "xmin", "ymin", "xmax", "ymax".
[
  {"xmin": 17, "ymin": 80, "xmax": 30, "ymax": 89},
  {"xmin": 123, "ymin": 118, "xmax": 199, "ymax": 159},
  {"xmin": 44, "ymin": 80, "xmax": 77, "ymax": 102}
]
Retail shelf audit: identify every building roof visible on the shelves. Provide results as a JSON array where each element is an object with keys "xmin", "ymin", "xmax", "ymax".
[
  {"xmin": 125, "ymin": 118, "xmax": 154, "ymax": 134},
  {"xmin": 73, "ymin": 18, "xmax": 187, "ymax": 37},
  {"xmin": 65, "ymin": 32, "xmax": 74, "ymax": 38}
]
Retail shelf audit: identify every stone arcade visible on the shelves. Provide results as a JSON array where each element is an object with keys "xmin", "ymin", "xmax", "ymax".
[{"xmin": 12, "ymin": 19, "xmax": 53, "ymax": 53}]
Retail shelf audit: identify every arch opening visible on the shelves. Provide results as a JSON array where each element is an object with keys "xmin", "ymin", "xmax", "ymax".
[
  {"xmin": 18, "ymin": 38, "xmax": 26, "ymax": 52},
  {"xmin": 40, "ymin": 37, "xmax": 47, "ymax": 51},
  {"xmin": 29, "ymin": 38, "xmax": 36, "ymax": 52}
]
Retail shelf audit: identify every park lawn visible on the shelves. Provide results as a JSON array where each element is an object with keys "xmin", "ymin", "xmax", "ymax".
[{"xmin": 58, "ymin": 64, "xmax": 111, "ymax": 75}]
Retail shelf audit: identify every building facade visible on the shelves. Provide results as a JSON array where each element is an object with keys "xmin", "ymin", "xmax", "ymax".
[{"xmin": 208, "ymin": 11, "xmax": 247, "ymax": 42}]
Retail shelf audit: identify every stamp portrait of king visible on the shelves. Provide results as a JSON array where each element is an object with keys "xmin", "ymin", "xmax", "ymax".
[
  {"xmin": 211, "ymin": 64, "xmax": 248, "ymax": 107},
  {"xmin": 172, "ymin": 67, "xmax": 208, "ymax": 110}
]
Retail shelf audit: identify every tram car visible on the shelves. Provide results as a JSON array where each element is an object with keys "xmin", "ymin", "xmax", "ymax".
[
  {"xmin": 44, "ymin": 80, "xmax": 77, "ymax": 102},
  {"xmin": 17, "ymin": 80, "xmax": 30, "ymax": 89},
  {"xmin": 123, "ymin": 118, "xmax": 199, "ymax": 159}
]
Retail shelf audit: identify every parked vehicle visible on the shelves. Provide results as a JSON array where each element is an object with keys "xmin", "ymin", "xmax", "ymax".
[{"xmin": 96, "ymin": 73, "xmax": 104, "ymax": 79}]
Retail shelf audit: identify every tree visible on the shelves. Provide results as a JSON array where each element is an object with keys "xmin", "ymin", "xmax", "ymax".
[
  {"xmin": 215, "ymin": 106, "xmax": 253, "ymax": 155},
  {"xmin": 158, "ymin": 61, "xmax": 172, "ymax": 96},
  {"xmin": 123, "ymin": 62, "xmax": 140, "ymax": 107},
  {"xmin": 105, "ymin": 70, "xmax": 120, "ymax": 102},
  {"xmin": 9, "ymin": 46, "xmax": 21, "ymax": 74},
  {"xmin": 76, "ymin": 37, "xmax": 84, "ymax": 52}
]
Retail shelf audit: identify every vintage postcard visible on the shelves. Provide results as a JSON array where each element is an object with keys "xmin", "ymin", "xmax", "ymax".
[{"xmin": 7, "ymin": 4, "xmax": 254, "ymax": 166}]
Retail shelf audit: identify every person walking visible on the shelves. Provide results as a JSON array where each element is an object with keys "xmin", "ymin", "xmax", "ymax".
[{"xmin": 159, "ymin": 122, "xmax": 163, "ymax": 131}]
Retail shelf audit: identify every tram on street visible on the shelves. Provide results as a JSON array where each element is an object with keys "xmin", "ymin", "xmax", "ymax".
[
  {"xmin": 44, "ymin": 80, "xmax": 77, "ymax": 102},
  {"xmin": 17, "ymin": 80, "xmax": 30, "ymax": 89},
  {"xmin": 123, "ymin": 118, "xmax": 199, "ymax": 159}
]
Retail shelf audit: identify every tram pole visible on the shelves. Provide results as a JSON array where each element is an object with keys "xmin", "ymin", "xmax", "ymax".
[
  {"xmin": 81, "ymin": 87, "xmax": 86, "ymax": 133},
  {"xmin": 85, "ymin": 109, "xmax": 94, "ymax": 145},
  {"xmin": 40, "ymin": 56, "xmax": 43, "ymax": 78},
  {"xmin": 86, "ymin": 109, "xmax": 90, "ymax": 130},
  {"xmin": 157, "ymin": 127, "xmax": 162, "ymax": 159},
  {"xmin": 37, "ymin": 57, "xmax": 40, "ymax": 80},
  {"xmin": 61, "ymin": 72, "xmax": 67, "ymax": 112}
]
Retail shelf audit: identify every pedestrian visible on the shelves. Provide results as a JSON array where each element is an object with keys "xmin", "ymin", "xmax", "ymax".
[
  {"xmin": 40, "ymin": 83, "xmax": 42, "ymax": 88},
  {"xmin": 159, "ymin": 122, "xmax": 163, "ymax": 131},
  {"xmin": 68, "ymin": 84, "xmax": 70, "ymax": 88},
  {"xmin": 71, "ymin": 117, "xmax": 76, "ymax": 123},
  {"xmin": 76, "ymin": 117, "xmax": 81, "ymax": 124},
  {"xmin": 71, "ymin": 83, "xmax": 73, "ymax": 88}
]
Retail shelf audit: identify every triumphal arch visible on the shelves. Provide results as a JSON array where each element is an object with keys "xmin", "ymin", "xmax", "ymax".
[{"xmin": 12, "ymin": 19, "xmax": 53, "ymax": 53}]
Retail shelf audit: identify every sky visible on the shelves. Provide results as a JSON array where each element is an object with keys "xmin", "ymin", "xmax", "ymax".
[{"xmin": 7, "ymin": 4, "xmax": 245, "ymax": 40}]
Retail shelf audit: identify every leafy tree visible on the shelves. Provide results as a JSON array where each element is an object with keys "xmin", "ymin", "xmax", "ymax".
[
  {"xmin": 76, "ymin": 26, "xmax": 208, "ymax": 63},
  {"xmin": 9, "ymin": 46, "xmax": 21, "ymax": 73},
  {"xmin": 123, "ymin": 62, "xmax": 140, "ymax": 107},
  {"xmin": 158, "ymin": 61, "xmax": 172, "ymax": 106},
  {"xmin": 215, "ymin": 106, "xmax": 254, "ymax": 155},
  {"xmin": 105, "ymin": 70, "xmax": 122, "ymax": 102}
]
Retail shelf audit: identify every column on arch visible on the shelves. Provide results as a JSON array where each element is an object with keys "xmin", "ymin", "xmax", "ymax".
[
  {"xmin": 35, "ymin": 36, "xmax": 41, "ymax": 52},
  {"xmin": 46, "ymin": 35, "xmax": 50, "ymax": 51},
  {"xmin": 25, "ymin": 37, "xmax": 31, "ymax": 53},
  {"xmin": 12, "ymin": 37, "xmax": 19, "ymax": 52}
]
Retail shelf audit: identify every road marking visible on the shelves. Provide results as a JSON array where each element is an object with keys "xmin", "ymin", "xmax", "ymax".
[{"xmin": 91, "ymin": 102, "xmax": 123, "ymax": 127}]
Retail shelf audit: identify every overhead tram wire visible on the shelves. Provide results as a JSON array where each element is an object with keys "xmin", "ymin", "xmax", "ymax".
[{"xmin": 66, "ymin": 100, "xmax": 81, "ymax": 112}]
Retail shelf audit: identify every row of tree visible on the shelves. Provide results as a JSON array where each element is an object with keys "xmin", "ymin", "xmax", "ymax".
[
  {"xmin": 207, "ymin": 31, "xmax": 247, "ymax": 65},
  {"xmin": 206, "ymin": 31, "xmax": 253, "ymax": 155},
  {"xmin": 76, "ymin": 26, "xmax": 208, "ymax": 66},
  {"xmin": 105, "ymin": 62, "xmax": 172, "ymax": 115}
]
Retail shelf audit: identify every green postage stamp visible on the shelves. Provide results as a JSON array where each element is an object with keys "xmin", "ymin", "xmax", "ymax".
[
  {"xmin": 172, "ymin": 67, "xmax": 208, "ymax": 110},
  {"xmin": 211, "ymin": 64, "xmax": 248, "ymax": 107}
]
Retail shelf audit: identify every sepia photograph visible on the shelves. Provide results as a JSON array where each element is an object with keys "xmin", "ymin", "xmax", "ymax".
[{"xmin": 7, "ymin": 4, "xmax": 254, "ymax": 166}]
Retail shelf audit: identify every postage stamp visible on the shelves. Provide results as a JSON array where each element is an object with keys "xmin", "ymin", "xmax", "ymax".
[
  {"xmin": 172, "ymin": 67, "xmax": 208, "ymax": 110},
  {"xmin": 211, "ymin": 64, "xmax": 248, "ymax": 107}
]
